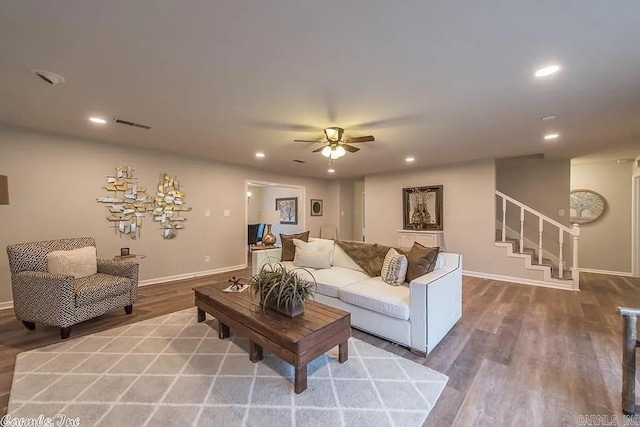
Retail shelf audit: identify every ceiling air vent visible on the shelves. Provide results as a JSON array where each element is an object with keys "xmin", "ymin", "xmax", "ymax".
[
  {"xmin": 114, "ymin": 118, "xmax": 151, "ymax": 130},
  {"xmin": 30, "ymin": 69, "xmax": 65, "ymax": 85}
]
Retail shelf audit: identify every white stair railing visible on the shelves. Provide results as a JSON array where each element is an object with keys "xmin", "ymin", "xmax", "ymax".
[{"xmin": 496, "ymin": 191, "xmax": 580, "ymax": 290}]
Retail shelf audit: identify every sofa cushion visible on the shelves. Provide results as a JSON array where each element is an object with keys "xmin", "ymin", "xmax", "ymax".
[
  {"xmin": 280, "ymin": 261, "xmax": 317, "ymax": 283},
  {"xmin": 280, "ymin": 231, "xmax": 310, "ymax": 261},
  {"xmin": 293, "ymin": 239, "xmax": 332, "ymax": 269},
  {"xmin": 47, "ymin": 246, "xmax": 98, "ymax": 279},
  {"xmin": 380, "ymin": 248, "xmax": 408, "ymax": 286},
  {"xmin": 312, "ymin": 267, "xmax": 371, "ymax": 298},
  {"xmin": 338, "ymin": 278, "xmax": 411, "ymax": 320},
  {"xmin": 74, "ymin": 273, "xmax": 131, "ymax": 307},
  {"xmin": 308, "ymin": 238, "xmax": 336, "ymax": 258},
  {"xmin": 331, "ymin": 244, "xmax": 365, "ymax": 272},
  {"xmin": 406, "ymin": 243, "xmax": 440, "ymax": 282}
]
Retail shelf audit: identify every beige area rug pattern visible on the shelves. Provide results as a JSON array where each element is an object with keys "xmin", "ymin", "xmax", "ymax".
[{"xmin": 8, "ymin": 309, "xmax": 448, "ymax": 427}]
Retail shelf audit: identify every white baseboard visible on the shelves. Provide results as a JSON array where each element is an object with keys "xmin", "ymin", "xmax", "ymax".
[
  {"xmin": 578, "ymin": 268, "xmax": 634, "ymax": 278},
  {"xmin": 463, "ymin": 270, "xmax": 575, "ymax": 291},
  {"xmin": 0, "ymin": 263, "xmax": 249, "ymax": 312},
  {"xmin": 138, "ymin": 264, "xmax": 247, "ymax": 287}
]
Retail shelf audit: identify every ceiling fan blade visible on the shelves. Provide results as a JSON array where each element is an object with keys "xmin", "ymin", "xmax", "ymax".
[
  {"xmin": 342, "ymin": 144, "xmax": 360, "ymax": 153},
  {"xmin": 345, "ymin": 135, "xmax": 375, "ymax": 143},
  {"xmin": 248, "ymin": 120, "xmax": 320, "ymax": 132},
  {"xmin": 294, "ymin": 139, "xmax": 324, "ymax": 143},
  {"xmin": 311, "ymin": 146, "xmax": 326, "ymax": 153}
]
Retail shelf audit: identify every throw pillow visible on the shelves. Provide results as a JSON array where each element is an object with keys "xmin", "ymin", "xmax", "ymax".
[
  {"xmin": 293, "ymin": 239, "xmax": 332, "ymax": 269},
  {"xmin": 280, "ymin": 231, "xmax": 310, "ymax": 261},
  {"xmin": 405, "ymin": 242, "xmax": 440, "ymax": 282},
  {"xmin": 381, "ymin": 248, "xmax": 408, "ymax": 286},
  {"xmin": 47, "ymin": 246, "xmax": 98, "ymax": 279}
]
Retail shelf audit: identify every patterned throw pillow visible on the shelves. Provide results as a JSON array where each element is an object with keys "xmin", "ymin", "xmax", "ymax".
[{"xmin": 380, "ymin": 248, "xmax": 408, "ymax": 286}]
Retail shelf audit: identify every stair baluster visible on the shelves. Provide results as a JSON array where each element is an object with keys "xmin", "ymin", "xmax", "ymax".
[
  {"xmin": 519, "ymin": 207, "xmax": 524, "ymax": 254},
  {"xmin": 558, "ymin": 228, "xmax": 564, "ymax": 279},
  {"xmin": 538, "ymin": 217, "xmax": 543, "ymax": 265},
  {"xmin": 502, "ymin": 198, "xmax": 506, "ymax": 243}
]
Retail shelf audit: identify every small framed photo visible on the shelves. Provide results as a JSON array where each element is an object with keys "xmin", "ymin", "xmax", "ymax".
[
  {"xmin": 310, "ymin": 199, "xmax": 323, "ymax": 216},
  {"xmin": 120, "ymin": 247, "xmax": 130, "ymax": 256}
]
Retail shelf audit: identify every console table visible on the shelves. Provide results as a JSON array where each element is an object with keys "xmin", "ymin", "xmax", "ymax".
[{"xmin": 397, "ymin": 230, "xmax": 445, "ymax": 250}]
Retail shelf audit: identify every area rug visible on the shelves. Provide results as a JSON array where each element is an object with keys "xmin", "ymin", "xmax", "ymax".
[{"xmin": 8, "ymin": 309, "xmax": 448, "ymax": 427}]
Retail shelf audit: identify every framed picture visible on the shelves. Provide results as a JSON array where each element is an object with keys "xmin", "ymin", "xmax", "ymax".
[
  {"xmin": 310, "ymin": 199, "xmax": 323, "ymax": 216},
  {"xmin": 276, "ymin": 197, "xmax": 298, "ymax": 225},
  {"xmin": 570, "ymin": 189, "xmax": 607, "ymax": 224},
  {"xmin": 120, "ymin": 247, "xmax": 130, "ymax": 256},
  {"xmin": 402, "ymin": 185, "xmax": 443, "ymax": 231}
]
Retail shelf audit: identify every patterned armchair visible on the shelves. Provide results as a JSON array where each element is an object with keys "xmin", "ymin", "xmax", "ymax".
[{"xmin": 6, "ymin": 237, "xmax": 139, "ymax": 339}]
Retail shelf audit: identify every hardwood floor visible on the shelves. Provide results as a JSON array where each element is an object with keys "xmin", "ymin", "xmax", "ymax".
[{"xmin": 1, "ymin": 269, "xmax": 638, "ymax": 425}]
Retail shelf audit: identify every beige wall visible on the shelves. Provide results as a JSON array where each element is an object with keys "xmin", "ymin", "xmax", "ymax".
[
  {"xmin": 338, "ymin": 180, "xmax": 355, "ymax": 241},
  {"xmin": 571, "ymin": 161, "xmax": 633, "ymax": 273},
  {"xmin": 353, "ymin": 180, "xmax": 364, "ymax": 241},
  {"xmin": 364, "ymin": 159, "xmax": 548, "ymax": 278},
  {"xmin": 0, "ymin": 125, "xmax": 337, "ymax": 303}
]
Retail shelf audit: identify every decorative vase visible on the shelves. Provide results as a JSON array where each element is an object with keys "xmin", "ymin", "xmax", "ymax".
[
  {"xmin": 262, "ymin": 224, "xmax": 277, "ymax": 247},
  {"xmin": 264, "ymin": 299, "xmax": 305, "ymax": 317}
]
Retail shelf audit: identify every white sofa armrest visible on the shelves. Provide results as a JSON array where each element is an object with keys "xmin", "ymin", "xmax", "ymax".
[
  {"xmin": 251, "ymin": 248, "xmax": 283, "ymax": 275},
  {"xmin": 409, "ymin": 253, "xmax": 463, "ymax": 354}
]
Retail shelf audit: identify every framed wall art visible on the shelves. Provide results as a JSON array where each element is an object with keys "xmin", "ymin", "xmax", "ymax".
[
  {"xmin": 570, "ymin": 189, "xmax": 607, "ymax": 225},
  {"xmin": 402, "ymin": 185, "xmax": 443, "ymax": 231},
  {"xmin": 310, "ymin": 199, "xmax": 323, "ymax": 216},
  {"xmin": 276, "ymin": 197, "xmax": 298, "ymax": 224}
]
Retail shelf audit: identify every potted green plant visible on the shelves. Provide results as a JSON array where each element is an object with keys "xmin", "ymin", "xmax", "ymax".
[{"xmin": 249, "ymin": 262, "xmax": 315, "ymax": 317}]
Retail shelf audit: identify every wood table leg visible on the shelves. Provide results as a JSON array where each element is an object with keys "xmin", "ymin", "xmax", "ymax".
[
  {"xmin": 249, "ymin": 341, "xmax": 263, "ymax": 363},
  {"xmin": 197, "ymin": 308, "xmax": 206, "ymax": 322},
  {"xmin": 338, "ymin": 341, "xmax": 348, "ymax": 363},
  {"xmin": 294, "ymin": 365, "xmax": 307, "ymax": 394},
  {"xmin": 218, "ymin": 322, "xmax": 230, "ymax": 339}
]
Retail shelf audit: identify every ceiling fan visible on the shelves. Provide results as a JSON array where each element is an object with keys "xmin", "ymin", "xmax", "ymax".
[{"xmin": 294, "ymin": 127, "xmax": 375, "ymax": 159}]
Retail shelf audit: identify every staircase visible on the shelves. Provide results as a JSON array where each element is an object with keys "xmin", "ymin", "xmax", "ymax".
[{"xmin": 495, "ymin": 191, "xmax": 580, "ymax": 290}]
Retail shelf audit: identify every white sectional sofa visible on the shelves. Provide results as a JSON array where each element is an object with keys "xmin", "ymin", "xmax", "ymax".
[{"xmin": 252, "ymin": 238, "xmax": 463, "ymax": 355}]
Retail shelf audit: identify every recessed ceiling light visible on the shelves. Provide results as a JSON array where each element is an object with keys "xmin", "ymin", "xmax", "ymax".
[
  {"xmin": 535, "ymin": 64, "xmax": 561, "ymax": 77},
  {"xmin": 328, "ymin": 168, "xmax": 335, "ymax": 173},
  {"xmin": 255, "ymin": 152, "xmax": 265, "ymax": 158},
  {"xmin": 89, "ymin": 117, "xmax": 107, "ymax": 124},
  {"xmin": 543, "ymin": 133, "xmax": 560, "ymax": 140},
  {"xmin": 541, "ymin": 115, "xmax": 557, "ymax": 121},
  {"xmin": 405, "ymin": 157, "xmax": 415, "ymax": 163}
]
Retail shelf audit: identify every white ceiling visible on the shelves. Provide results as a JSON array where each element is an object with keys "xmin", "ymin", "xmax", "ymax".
[{"xmin": 1, "ymin": 1, "xmax": 640, "ymax": 178}]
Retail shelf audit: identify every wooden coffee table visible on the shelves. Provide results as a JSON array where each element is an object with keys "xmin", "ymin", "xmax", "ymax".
[{"xmin": 193, "ymin": 282, "xmax": 351, "ymax": 393}]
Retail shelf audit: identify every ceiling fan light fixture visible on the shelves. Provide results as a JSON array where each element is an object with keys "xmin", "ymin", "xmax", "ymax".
[
  {"xmin": 335, "ymin": 146, "xmax": 346, "ymax": 158},
  {"xmin": 321, "ymin": 146, "xmax": 332, "ymax": 158},
  {"xmin": 324, "ymin": 127, "xmax": 344, "ymax": 142}
]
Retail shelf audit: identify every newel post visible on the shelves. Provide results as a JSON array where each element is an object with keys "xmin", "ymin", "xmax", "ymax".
[{"xmin": 571, "ymin": 224, "xmax": 580, "ymax": 291}]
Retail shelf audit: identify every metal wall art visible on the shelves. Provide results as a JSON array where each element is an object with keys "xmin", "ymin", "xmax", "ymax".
[
  {"xmin": 402, "ymin": 185, "xmax": 444, "ymax": 231},
  {"xmin": 570, "ymin": 189, "xmax": 607, "ymax": 225},
  {"xmin": 154, "ymin": 173, "xmax": 191, "ymax": 239},
  {"xmin": 96, "ymin": 166, "xmax": 153, "ymax": 239}
]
